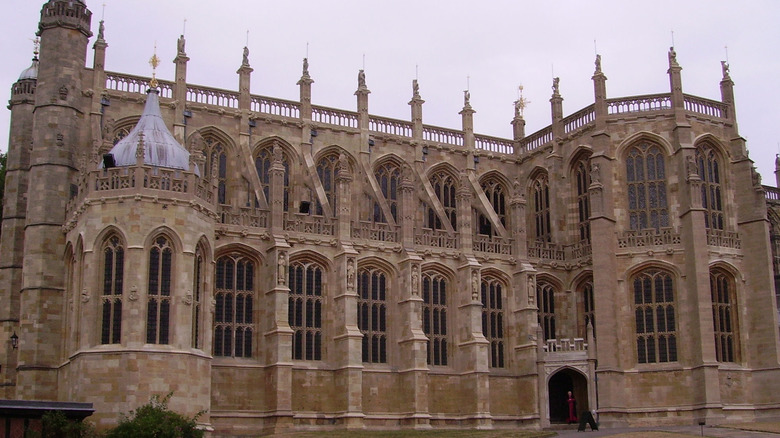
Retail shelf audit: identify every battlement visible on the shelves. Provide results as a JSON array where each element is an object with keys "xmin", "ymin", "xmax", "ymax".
[{"xmin": 38, "ymin": 0, "xmax": 92, "ymax": 37}]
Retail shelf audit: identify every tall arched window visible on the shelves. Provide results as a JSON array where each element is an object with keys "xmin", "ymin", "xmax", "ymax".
[
  {"xmin": 255, "ymin": 146, "xmax": 289, "ymax": 211},
  {"xmin": 627, "ymin": 142, "xmax": 668, "ymax": 231},
  {"xmin": 575, "ymin": 160, "xmax": 591, "ymax": 242},
  {"xmin": 101, "ymin": 235, "xmax": 124, "ymax": 344},
  {"xmin": 147, "ymin": 236, "xmax": 172, "ymax": 344},
  {"xmin": 373, "ymin": 161, "xmax": 400, "ymax": 223},
  {"xmin": 696, "ymin": 145, "xmax": 724, "ymax": 230},
  {"xmin": 537, "ymin": 280, "xmax": 556, "ymax": 341},
  {"xmin": 357, "ymin": 266, "xmax": 387, "ymax": 363},
  {"xmin": 214, "ymin": 254, "xmax": 254, "ymax": 358},
  {"xmin": 192, "ymin": 244, "xmax": 205, "ymax": 349},
  {"xmin": 206, "ymin": 138, "xmax": 228, "ymax": 205},
  {"xmin": 315, "ymin": 153, "xmax": 340, "ymax": 217},
  {"xmin": 711, "ymin": 269, "xmax": 738, "ymax": 362},
  {"xmin": 289, "ymin": 260, "xmax": 323, "ymax": 360},
  {"xmin": 481, "ymin": 276, "xmax": 505, "ymax": 368},
  {"xmin": 478, "ymin": 177, "xmax": 506, "ymax": 236},
  {"xmin": 578, "ymin": 278, "xmax": 595, "ymax": 339},
  {"xmin": 428, "ymin": 171, "xmax": 457, "ymax": 230},
  {"xmin": 633, "ymin": 269, "xmax": 677, "ymax": 363},
  {"xmin": 532, "ymin": 174, "xmax": 551, "ymax": 242},
  {"xmin": 422, "ymin": 271, "xmax": 448, "ymax": 365}
]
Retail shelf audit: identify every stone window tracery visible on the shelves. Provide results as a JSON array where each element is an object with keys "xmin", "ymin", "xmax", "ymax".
[
  {"xmin": 316, "ymin": 153, "xmax": 340, "ymax": 217},
  {"xmin": 255, "ymin": 146, "xmax": 289, "ymax": 211},
  {"xmin": 478, "ymin": 178, "xmax": 506, "ymax": 236},
  {"xmin": 575, "ymin": 160, "xmax": 591, "ymax": 242},
  {"xmin": 289, "ymin": 260, "xmax": 323, "ymax": 360},
  {"xmin": 532, "ymin": 174, "xmax": 551, "ymax": 242},
  {"xmin": 626, "ymin": 142, "xmax": 668, "ymax": 231},
  {"xmin": 697, "ymin": 144, "xmax": 724, "ymax": 230},
  {"xmin": 633, "ymin": 269, "xmax": 677, "ymax": 364},
  {"xmin": 578, "ymin": 278, "xmax": 595, "ymax": 339},
  {"xmin": 101, "ymin": 235, "xmax": 123, "ymax": 344},
  {"xmin": 427, "ymin": 171, "xmax": 457, "ymax": 230},
  {"xmin": 537, "ymin": 280, "xmax": 556, "ymax": 341},
  {"xmin": 422, "ymin": 271, "xmax": 448, "ymax": 366},
  {"xmin": 481, "ymin": 276, "xmax": 505, "ymax": 368},
  {"xmin": 711, "ymin": 269, "xmax": 738, "ymax": 362},
  {"xmin": 372, "ymin": 162, "xmax": 400, "ymax": 223},
  {"xmin": 146, "ymin": 236, "xmax": 172, "ymax": 344},
  {"xmin": 214, "ymin": 254, "xmax": 254, "ymax": 358},
  {"xmin": 206, "ymin": 138, "xmax": 228, "ymax": 205},
  {"xmin": 357, "ymin": 266, "xmax": 387, "ymax": 363}
]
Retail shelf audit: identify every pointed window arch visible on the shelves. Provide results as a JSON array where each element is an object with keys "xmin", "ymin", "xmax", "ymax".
[
  {"xmin": 206, "ymin": 138, "xmax": 228, "ymax": 205},
  {"xmin": 289, "ymin": 259, "xmax": 324, "ymax": 360},
  {"xmin": 626, "ymin": 142, "xmax": 668, "ymax": 231},
  {"xmin": 711, "ymin": 269, "xmax": 738, "ymax": 362},
  {"xmin": 481, "ymin": 275, "xmax": 505, "ymax": 368},
  {"xmin": 578, "ymin": 278, "xmax": 595, "ymax": 339},
  {"xmin": 427, "ymin": 170, "xmax": 457, "ymax": 230},
  {"xmin": 255, "ymin": 146, "xmax": 289, "ymax": 211},
  {"xmin": 357, "ymin": 266, "xmax": 388, "ymax": 363},
  {"xmin": 372, "ymin": 161, "xmax": 400, "ymax": 223},
  {"xmin": 315, "ymin": 153, "xmax": 340, "ymax": 217},
  {"xmin": 532, "ymin": 173, "xmax": 551, "ymax": 242},
  {"xmin": 633, "ymin": 268, "xmax": 677, "ymax": 363},
  {"xmin": 192, "ymin": 244, "xmax": 205, "ymax": 349},
  {"xmin": 147, "ymin": 236, "xmax": 173, "ymax": 344},
  {"xmin": 214, "ymin": 253, "xmax": 255, "ymax": 358},
  {"xmin": 101, "ymin": 235, "xmax": 124, "ymax": 344},
  {"xmin": 575, "ymin": 159, "xmax": 591, "ymax": 242},
  {"xmin": 696, "ymin": 144, "xmax": 724, "ymax": 230},
  {"xmin": 478, "ymin": 177, "xmax": 507, "ymax": 236},
  {"xmin": 422, "ymin": 271, "xmax": 448, "ymax": 365},
  {"xmin": 537, "ymin": 280, "xmax": 556, "ymax": 341}
]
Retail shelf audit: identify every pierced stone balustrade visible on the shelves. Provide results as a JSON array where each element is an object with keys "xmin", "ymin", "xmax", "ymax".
[
  {"xmin": 543, "ymin": 338, "xmax": 587, "ymax": 353},
  {"xmin": 414, "ymin": 228, "xmax": 459, "ymax": 249},
  {"xmin": 473, "ymin": 234, "xmax": 512, "ymax": 255},
  {"xmin": 706, "ymin": 229, "xmax": 741, "ymax": 249},
  {"xmin": 351, "ymin": 221, "xmax": 399, "ymax": 243},
  {"xmin": 617, "ymin": 227, "xmax": 681, "ymax": 248},
  {"xmin": 284, "ymin": 213, "xmax": 335, "ymax": 236}
]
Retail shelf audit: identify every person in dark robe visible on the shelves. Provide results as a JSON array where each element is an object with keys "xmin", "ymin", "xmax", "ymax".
[{"xmin": 566, "ymin": 391, "xmax": 577, "ymax": 424}]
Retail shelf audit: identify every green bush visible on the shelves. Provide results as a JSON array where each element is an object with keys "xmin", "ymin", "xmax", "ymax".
[
  {"xmin": 104, "ymin": 393, "xmax": 204, "ymax": 438},
  {"xmin": 33, "ymin": 410, "xmax": 98, "ymax": 438}
]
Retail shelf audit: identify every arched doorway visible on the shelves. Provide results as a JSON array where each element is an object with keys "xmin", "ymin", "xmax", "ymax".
[{"xmin": 548, "ymin": 368, "xmax": 588, "ymax": 423}]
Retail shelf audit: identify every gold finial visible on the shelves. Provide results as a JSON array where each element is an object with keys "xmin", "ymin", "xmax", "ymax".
[
  {"xmin": 30, "ymin": 37, "xmax": 40, "ymax": 58},
  {"xmin": 514, "ymin": 84, "xmax": 530, "ymax": 117},
  {"xmin": 149, "ymin": 43, "xmax": 160, "ymax": 89}
]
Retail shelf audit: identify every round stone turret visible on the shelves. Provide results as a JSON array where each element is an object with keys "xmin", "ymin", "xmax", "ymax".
[{"xmin": 38, "ymin": 0, "xmax": 92, "ymax": 38}]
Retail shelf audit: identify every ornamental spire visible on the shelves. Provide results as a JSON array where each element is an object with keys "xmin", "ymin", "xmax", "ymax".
[{"xmin": 149, "ymin": 44, "xmax": 160, "ymax": 89}]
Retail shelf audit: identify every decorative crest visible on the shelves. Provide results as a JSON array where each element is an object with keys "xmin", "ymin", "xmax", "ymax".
[
  {"xmin": 149, "ymin": 44, "xmax": 160, "ymax": 89},
  {"xmin": 514, "ymin": 84, "xmax": 530, "ymax": 117}
]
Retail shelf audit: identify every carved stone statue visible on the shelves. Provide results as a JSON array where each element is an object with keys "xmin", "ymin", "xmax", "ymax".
[
  {"xmin": 177, "ymin": 35, "xmax": 186, "ymax": 55},
  {"xmin": 303, "ymin": 57, "xmax": 309, "ymax": 76},
  {"xmin": 471, "ymin": 271, "xmax": 479, "ymax": 300},
  {"xmin": 278, "ymin": 253, "xmax": 287, "ymax": 285},
  {"xmin": 188, "ymin": 130, "xmax": 204, "ymax": 153},
  {"xmin": 668, "ymin": 46, "xmax": 678, "ymax": 66},
  {"xmin": 102, "ymin": 117, "xmax": 115, "ymax": 142},
  {"xmin": 527, "ymin": 276, "xmax": 536, "ymax": 305},
  {"xmin": 595, "ymin": 54, "xmax": 602, "ymax": 73},
  {"xmin": 464, "ymin": 89, "xmax": 471, "ymax": 107},
  {"xmin": 721, "ymin": 60, "xmax": 730, "ymax": 78},
  {"xmin": 686, "ymin": 156, "xmax": 698, "ymax": 177},
  {"xmin": 98, "ymin": 20, "xmax": 105, "ymax": 41},
  {"xmin": 590, "ymin": 163, "xmax": 600, "ymax": 184},
  {"xmin": 346, "ymin": 259, "xmax": 355, "ymax": 291},
  {"xmin": 81, "ymin": 288, "xmax": 90, "ymax": 303},
  {"xmin": 552, "ymin": 77, "xmax": 560, "ymax": 95},
  {"xmin": 411, "ymin": 265, "xmax": 419, "ymax": 296},
  {"xmin": 358, "ymin": 69, "xmax": 366, "ymax": 89},
  {"xmin": 752, "ymin": 166, "xmax": 762, "ymax": 187},
  {"xmin": 412, "ymin": 79, "xmax": 420, "ymax": 99},
  {"xmin": 242, "ymin": 46, "xmax": 250, "ymax": 66}
]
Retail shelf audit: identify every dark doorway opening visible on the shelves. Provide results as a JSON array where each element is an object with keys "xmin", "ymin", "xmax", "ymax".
[{"xmin": 548, "ymin": 368, "xmax": 588, "ymax": 424}]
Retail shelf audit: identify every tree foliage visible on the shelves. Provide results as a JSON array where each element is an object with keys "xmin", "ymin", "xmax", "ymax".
[
  {"xmin": 104, "ymin": 393, "xmax": 204, "ymax": 438},
  {"xmin": 35, "ymin": 410, "xmax": 98, "ymax": 438}
]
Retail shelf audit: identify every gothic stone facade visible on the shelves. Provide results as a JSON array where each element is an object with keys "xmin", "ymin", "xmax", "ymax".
[{"xmin": 2, "ymin": 1, "xmax": 780, "ymax": 435}]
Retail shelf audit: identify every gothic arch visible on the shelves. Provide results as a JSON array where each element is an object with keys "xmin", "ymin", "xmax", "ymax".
[
  {"xmin": 357, "ymin": 256, "xmax": 399, "ymax": 278},
  {"xmin": 480, "ymin": 267, "xmax": 512, "ymax": 287},
  {"xmin": 252, "ymin": 136, "xmax": 296, "ymax": 158},
  {"xmin": 693, "ymin": 134, "xmax": 731, "ymax": 161},
  {"xmin": 545, "ymin": 364, "xmax": 588, "ymax": 384},
  {"xmin": 526, "ymin": 166, "xmax": 549, "ymax": 190},
  {"xmin": 566, "ymin": 145, "xmax": 593, "ymax": 174},
  {"xmin": 214, "ymin": 243, "xmax": 265, "ymax": 267},
  {"xmin": 420, "ymin": 262, "xmax": 456, "ymax": 282},
  {"xmin": 709, "ymin": 260, "xmax": 745, "ymax": 283},
  {"xmin": 424, "ymin": 162, "xmax": 459, "ymax": 182},
  {"xmin": 616, "ymin": 131, "xmax": 674, "ymax": 158},
  {"xmin": 569, "ymin": 270, "xmax": 594, "ymax": 292},
  {"xmin": 144, "ymin": 226, "xmax": 184, "ymax": 254},
  {"xmin": 313, "ymin": 145, "xmax": 356, "ymax": 173},
  {"xmin": 91, "ymin": 225, "xmax": 128, "ymax": 253},
  {"xmin": 288, "ymin": 249, "xmax": 332, "ymax": 272},
  {"xmin": 622, "ymin": 259, "xmax": 682, "ymax": 282},
  {"xmin": 478, "ymin": 170, "xmax": 512, "ymax": 190},
  {"xmin": 195, "ymin": 126, "xmax": 237, "ymax": 154},
  {"xmin": 371, "ymin": 153, "xmax": 405, "ymax": 174}
]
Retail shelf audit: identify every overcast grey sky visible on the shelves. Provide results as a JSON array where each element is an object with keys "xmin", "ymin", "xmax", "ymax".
[{"xmin": 3, "ymin": 1, "xmax": 780, "ymax": 182}]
